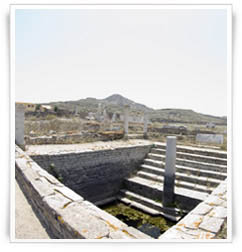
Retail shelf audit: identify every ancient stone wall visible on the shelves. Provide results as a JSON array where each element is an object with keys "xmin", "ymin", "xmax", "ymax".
[
  {"xmin": 30, "ymin": 145, "xmax": 152, "ymax": 203},
  {"xmin": 25, "ymin": 132, "xmax": 124, "ymax": 145},
  {"xmin": 15, "ymin": 145, "xmax": 151, "ymax": 239},
  {"xmin": 159, "ymin": 179, "xmax": 227, "ymax": 239}
]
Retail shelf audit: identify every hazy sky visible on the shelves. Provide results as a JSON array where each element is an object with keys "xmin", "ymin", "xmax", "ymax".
[{"xmin": 15, "ymin": 7, "xmax": 228, "ymax": 116}]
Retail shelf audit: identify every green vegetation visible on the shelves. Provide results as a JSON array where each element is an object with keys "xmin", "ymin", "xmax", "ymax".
[
  {"xmin": 36, "ymin": 104, "xmax": 41, "ymax": 111},
  {"xmin": 102, "ymin": 201, "xmax": 175, "ymax": 235},
  {"xmin": 48, "ymin": 163, "xmax": 63, "ymax": 183},
  {"xmin": 215, "ymin": 219, "xmax": 227, "ymax": 239}
]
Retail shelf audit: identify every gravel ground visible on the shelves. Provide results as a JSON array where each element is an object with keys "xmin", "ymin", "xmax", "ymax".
[{"xmin": 15, "ymin": 180, "xmax": 50, "ymax": 239}]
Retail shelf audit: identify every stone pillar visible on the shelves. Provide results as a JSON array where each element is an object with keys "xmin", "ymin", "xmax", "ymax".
[
  {"xmin": 15, "ymin": 103, "xmax": 25, "ymax": 150},
  {"xmin": 124, "ymin": 105, "xmax": 129, "ymax": 138},
  {"xmin": 163, "ymin": 136, "xmax": 176, "ymax": 206},
  {"xmin": 143, "ymin": 113, "xmax": 148, "ymax": 139}
]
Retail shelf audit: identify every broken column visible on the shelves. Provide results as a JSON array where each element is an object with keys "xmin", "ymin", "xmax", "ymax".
[
  {"xmin": 163, "ymin": 136, "xmax": 176, "ymax": 207},
  {"xmin": 123, "ymin": 105, "xmax": 129, "ymax": 138},
  {"xmin": 15, "ymin": 103, "xmax": 25, "ymax": 150},
  {"xmin": 143, "ymin": 112, "xmax": 148, "ymax": 139}
]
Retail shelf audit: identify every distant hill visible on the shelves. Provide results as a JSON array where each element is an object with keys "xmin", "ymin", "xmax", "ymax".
[
  {"xmin": 150, "ymin": 108, "xmax": 227, "ymax": 125},
  {"xmin": 41, "ymin": 94, "xmax": 227, "ymax": 125},
  {"xmin": 102, "ymin": 94, "xmax": 153, "ymax": 112}
]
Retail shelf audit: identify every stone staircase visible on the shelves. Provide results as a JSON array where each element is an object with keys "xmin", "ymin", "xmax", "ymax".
[{"xmin": 118, "ymin": 142, "xmax": 227, "ymax": 221}]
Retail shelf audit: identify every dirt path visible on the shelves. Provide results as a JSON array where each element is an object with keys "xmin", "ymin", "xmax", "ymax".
[{"xmin": 15, "ymin": 180, "xmax": 50, "ymax": 239}]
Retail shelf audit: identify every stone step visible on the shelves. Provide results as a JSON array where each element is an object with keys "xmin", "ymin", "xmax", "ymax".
[
  {"xmin": 119, "ymin": 190, "xmax": 187, "ymax": 220},
  {"xmin": 117, "ymin": 195, "xmax": 182, "ymax": 222},
  {"xmin": 151, "ymin": 148, "xmax": 227, "ymax": 165},
  {"xmin": 137, "ymin": 168, "xmax": 221, "ymax": 188},
  {"xmin": 148, "ymin": 151, "xmax": 227, "ymax": 166},
  {"xmin": 141, "ymin": 163, "xmax": 227, "ymax": 180},
  {"xmin": 94, "ymin": 196, "xmax": 117, "ymax": 206},
  {"xmin": 124, "ymin": 176, "xmax": 208, "ymax": 204},
  {"xmin": 153, "ymin": 142, "xmax": 227, "ymax": 159},
  {"xmin": 127, "ymin": 172, "xmax": 214, "ymax": 197},
  {"xmin": 145, "ymin": 155, "xmax": 227, "ymax": 173}
]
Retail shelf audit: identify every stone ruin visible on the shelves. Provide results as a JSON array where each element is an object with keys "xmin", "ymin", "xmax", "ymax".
[{"xmin": 14, "ymin": 103, "xmax": 228, "ymax": 240}]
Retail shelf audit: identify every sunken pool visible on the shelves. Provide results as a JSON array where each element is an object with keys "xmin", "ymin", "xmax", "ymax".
[{"xmin": 101, "ymin": 201, "xmax": 176, "ymax": 238}]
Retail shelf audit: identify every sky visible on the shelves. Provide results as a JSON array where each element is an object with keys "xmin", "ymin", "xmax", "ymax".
[{"xmin": 15, "ymin": 7, "xmax": 228, "ymax": 117}]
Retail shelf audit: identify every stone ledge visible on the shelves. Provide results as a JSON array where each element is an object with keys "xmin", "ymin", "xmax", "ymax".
[{"xmin": 159, "ymin": 179, "xmax": 227, "ymax": 240}]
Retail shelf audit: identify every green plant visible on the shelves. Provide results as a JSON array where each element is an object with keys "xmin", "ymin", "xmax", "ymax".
[{"xmin": 36, "ymin": 104, "xmax": 41, "ymax": 111}]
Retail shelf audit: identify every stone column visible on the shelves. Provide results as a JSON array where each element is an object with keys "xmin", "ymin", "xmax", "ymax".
[
  {"xmin": 143, "ymin": 113, "xmax": 148, "ymax": 139},
  {"xmin": 163, "ymin": 136, "xmax": 176, "ymax": 206},
  {"xmin": 15, "ymin": 103, "xmax": 25, "ymax": 150},
  {"xmin": 124, "ymin": 105, "xmax": 129, "ymax": 138}
]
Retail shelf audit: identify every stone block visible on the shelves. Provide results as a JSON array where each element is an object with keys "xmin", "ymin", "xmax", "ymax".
[
  {"xmin": 23, "ymin": 166, "xmax": 40, "ymax": 181},
  {"xmin": 109, "ymin": 230, "xmax": 133, "ymax": 239},
  {"xmin": 191, "ymin": 202, "xmax": 213, "ymax": 215},
  {"xmin": 194, "ymin": 231, "xmax": 216, "ymax": 239},
  {"xmin": 31, "ymin": 177, "xmax": 55, "ymax": 198},
  {"xmin": 204, "ymin": 195, "xmax": 225, "ymax": 206},
  {"xmin": 80, "ymin": 201, "xmax": 127, "ymax": 230},
  {"xmin": 37, "ymin": 169, "xmax": 63, "ymax": 186},
  {"xmin": 54, "ymin": 186, "xmax": 84, "ymax": 202},
  {"xmin": 122, "ymin": 226, "xmax": 152, "ymax": 239},
  {"xmin": 196, "ymin": 134, "xmax": 224, "ymax": 144},
  {"xmin": 159, "ymin": 226, "xmax": 195, "ymax": 239},
  {"xmin": 43, "ymin": 193, "xmax": 71, "ymax": 210},
  {"xmin": 60, "ymin": 202, "xmax": 110, "ymax": 239},
  {"xmin": 211, "ymin": 183, "xmax": 227, "ymax": 196},
  {"xmin": 199, "ymin": 216, "xmax": 224, "ymax": 233},
  {"xmin": 179, "ymin": 214, "xmax": 204, "ymax": 229},
  {"xmin": 208, "ymin": 206, "xmax": 227, "ymax": 218}
]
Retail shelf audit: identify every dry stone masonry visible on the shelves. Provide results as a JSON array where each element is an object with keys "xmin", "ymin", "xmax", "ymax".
[
  {"xmin": 15, "ymin": 139, "xmax": 228, "ymax": 240},
  {"xmin": 28, "ymin": 142, "xmax": 152, "ymax": 203},
  {"xmin": 159, "ymin": 179, "xmax": 227, "ymax": 239},
  {"xmin": 15, "ymin": 145, "xmax": 151, "ymax": 239}
]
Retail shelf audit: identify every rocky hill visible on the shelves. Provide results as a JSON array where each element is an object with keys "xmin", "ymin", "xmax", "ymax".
[{"xmin": 41, "ymin": 94, "xmax": 226, "ymax": 125}]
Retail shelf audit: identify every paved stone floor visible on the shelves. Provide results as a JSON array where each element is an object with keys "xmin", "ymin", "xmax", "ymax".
[
  {"xmin": 25, "ymin": 139, "xmax": 152, "ymax": 156},
  {"xmin": 15, "ymin": 180, "xmax": 50, "ymax": 239}
]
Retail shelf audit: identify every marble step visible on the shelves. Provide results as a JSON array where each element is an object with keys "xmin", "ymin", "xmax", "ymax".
[
  {"xmin": 128, "ymin": 172, "xmax": 213, "ymax": 194},
  {"xmin": 137, "ymin": 169, "xmax": 220, "ymax": 189},
  {"xmin": 119, "ymin": 189, "xmax": 188, "ymax": 217},
  {"xmin": 117, "ymin": 194, "xmax": 182, "ymax": 222},
  {"xmin": 146, "ymin": 154, "xmax": 227, "ymax": 173},
  {"xmin": 153, "ymin": 143, "xmax": 227, "ymax": 159},
  {"xmin": 124, "ymin": 176, "xmax": 209, "ymax": 203},
  {"xmin": 148, "ymin": 152, "xmax": 227, "ymax": 166},
  {"xmin": 140, "ymin": 163, "xmax": 227, "ymax": 180}
]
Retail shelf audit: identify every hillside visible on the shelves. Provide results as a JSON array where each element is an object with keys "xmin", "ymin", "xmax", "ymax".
[
  {"xmin": 150, "ymin": 109, "xmax": 227, "ymax": 125},
  {"xmin": 41, "ymin": 94, "xmax": 226, "ymax": 125}
]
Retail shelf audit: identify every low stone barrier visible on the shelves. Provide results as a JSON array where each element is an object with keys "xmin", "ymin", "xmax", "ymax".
[
  {"xmin": 15, "ymin": 145, "xmax": 151, "ymax": 239},
  {"xmin": 196, "ymin": 134, "xmax": 224, "ymax": 145},
  {"xmin": 25, "ymin": 131, "xmax": 124, "ymax": 145},
  {"xmin": 159, "ymin": 179, "xmax": 227, "ymax": 239}
]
